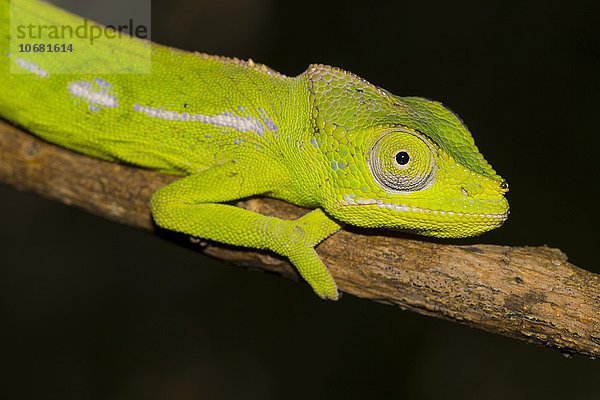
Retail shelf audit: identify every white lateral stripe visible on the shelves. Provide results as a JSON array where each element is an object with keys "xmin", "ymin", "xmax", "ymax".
[
  {"xmin": 14, "ymin": 58, "xmax": 49, "ymax": 78},
  {"xmin": 68, "ymin": 81, "xmax": 118, "ymax": 108},
  {"xmin": 133, "ymin": 105, "xmax": 277, "ymax": 135}
]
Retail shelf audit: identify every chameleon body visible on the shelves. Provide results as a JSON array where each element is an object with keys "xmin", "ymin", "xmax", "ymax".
[{"xmin": 0, "ymin": 0, "xmax": 509, "ymax": 299}]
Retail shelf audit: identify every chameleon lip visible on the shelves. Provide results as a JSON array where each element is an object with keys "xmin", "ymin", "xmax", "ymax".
[{"xmin": 340, "ymin": 197, "xmax": 508, "ymax": 220}]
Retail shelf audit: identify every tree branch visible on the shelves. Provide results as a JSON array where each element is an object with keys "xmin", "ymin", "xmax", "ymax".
[{"xmin": 1, "ymin": 119, "xmax": 598, "ymax": 357}]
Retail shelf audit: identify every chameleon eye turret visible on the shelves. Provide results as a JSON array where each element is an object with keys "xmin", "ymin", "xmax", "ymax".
[{"xmin": 368, "ymin": 129, "xmax": 437, "ymax": 193}]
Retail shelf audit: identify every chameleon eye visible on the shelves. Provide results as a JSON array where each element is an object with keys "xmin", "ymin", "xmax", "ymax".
[
  {"xmin": 369, "ymin": 129, "xmax": 436, "ymax": 193},
  {"xmin": 395, "ymin": 151, "xmax": 410, "ymax": 166}
]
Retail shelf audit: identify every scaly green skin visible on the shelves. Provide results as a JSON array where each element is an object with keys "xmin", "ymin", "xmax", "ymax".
[{"xmin": 0, "ymin": 0, "xmax": 509, "ymax": 299}]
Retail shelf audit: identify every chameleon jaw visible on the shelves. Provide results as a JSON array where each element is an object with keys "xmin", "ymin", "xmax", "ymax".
[{"xmin": 340, "ymin": 196, "xmax": 509, "ymax": 221}]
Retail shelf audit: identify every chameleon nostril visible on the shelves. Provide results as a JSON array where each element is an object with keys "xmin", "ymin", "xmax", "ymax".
[{"xmin": 500, "ymin": 180, "xmax": 509, "ymax": 192}]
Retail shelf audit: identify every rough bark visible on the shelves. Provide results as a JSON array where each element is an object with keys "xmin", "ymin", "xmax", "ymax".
[{"xmin": 1, "ymin": 119, "xmax": 598, "ymax": 358}]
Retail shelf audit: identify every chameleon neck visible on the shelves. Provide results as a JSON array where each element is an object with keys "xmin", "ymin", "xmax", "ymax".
[{"xmin": 0, "ymin": 0, "xmax": 311, "ymax": 175}]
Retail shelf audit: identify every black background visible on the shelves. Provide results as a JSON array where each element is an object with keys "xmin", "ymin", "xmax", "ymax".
[{"xmin": 1, "ymin": 0, "xmax": 599, "ymax": 399}]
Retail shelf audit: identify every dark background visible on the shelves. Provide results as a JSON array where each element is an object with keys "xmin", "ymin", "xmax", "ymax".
[{"xmin": 1, "ymin": 0, "xmax": 599, "ymax": 399}]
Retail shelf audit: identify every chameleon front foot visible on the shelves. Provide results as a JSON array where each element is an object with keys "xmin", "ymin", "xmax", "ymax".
[
  {"xmin": 280, "ymin": 209, "xmax": 341, "ymax": 300},
  {"xmin": 287, "ymin": 246, "xmax": 339, "ymax": 300},
  {"xmin": 287, "ymin": 242, "xmax": 340, "ymax": 300}
]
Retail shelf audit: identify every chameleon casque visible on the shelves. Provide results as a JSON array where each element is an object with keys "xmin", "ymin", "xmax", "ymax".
[{"xmin": 0, "ymin": 0, "xmax": 509, "ymax": 300}]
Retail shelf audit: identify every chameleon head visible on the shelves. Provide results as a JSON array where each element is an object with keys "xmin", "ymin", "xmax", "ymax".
[
  {"xmin": 306, "ymin": 65, "xmax": 509, "ymax": 238},
  {"xmin": 323, "ymin": 124, "xmax": 509, "ymax": 238}
]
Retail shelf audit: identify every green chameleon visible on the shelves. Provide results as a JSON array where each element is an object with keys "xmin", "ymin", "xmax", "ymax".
[{"xmin": 0, "ymin": 0, "xmax": 509, "ymax": 300}]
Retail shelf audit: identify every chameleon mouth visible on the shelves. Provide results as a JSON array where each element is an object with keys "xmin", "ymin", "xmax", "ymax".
[{"xmin": 340, "ymin": 197, "xmax": 509, "ymax": 221}]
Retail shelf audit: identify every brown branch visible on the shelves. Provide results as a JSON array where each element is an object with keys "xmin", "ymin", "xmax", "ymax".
[{"xmin": 1, "ymin": 118, "xmax": 598, "ymax": 357}]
